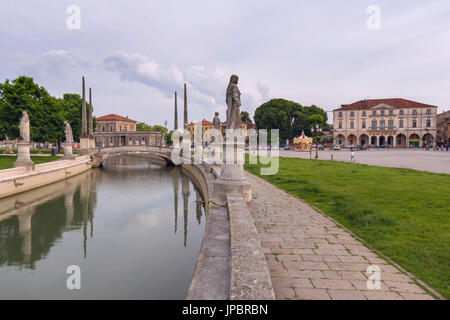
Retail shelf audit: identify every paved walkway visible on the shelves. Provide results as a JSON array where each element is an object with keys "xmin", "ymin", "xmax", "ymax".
[
  {"xmin": 276, "ymin": 149, "xmax": 450, "ymax": 174},
  {"xmin": 246, "ymin": 172, "xmax": 436, "ymax": 300}
]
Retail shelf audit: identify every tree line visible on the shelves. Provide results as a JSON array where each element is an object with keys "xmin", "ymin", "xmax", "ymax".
[
  {"xmin": 0, "ymin": 76, "xmax": 96, "ymax": 144},
  {"xmin": 253, "ymin": 98, "xmax": 329, "ymax": 142}
]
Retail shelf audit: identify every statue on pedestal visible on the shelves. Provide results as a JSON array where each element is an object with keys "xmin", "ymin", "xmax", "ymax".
[
  {"xmin": 213, "ymin": 112, "xmax": 221, "ymax": 130},
  {"xmin": 19, "ymin": 110, "xmax": 30, "ymax": 143},
  {"xmin": 225, "ymin": 75, "xmax": 241, "ymax": 130},
  {"xmin": 64, "ymin": 121, "xmax": 74, "ymax": 143}
]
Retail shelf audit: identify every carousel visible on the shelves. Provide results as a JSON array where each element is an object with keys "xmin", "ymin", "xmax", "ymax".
[{"xmin": 292, "ymin": 131, "xmax": 312, "ymax": 151}]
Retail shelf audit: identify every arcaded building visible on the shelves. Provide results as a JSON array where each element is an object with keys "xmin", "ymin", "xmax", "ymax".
[
  {"xmin": 94, "ymin": 114, "xmax": 163, "ymax": 147},
  {"xmin": 333, "ymin": 99, "xmax": 438, "ymax": 148}
]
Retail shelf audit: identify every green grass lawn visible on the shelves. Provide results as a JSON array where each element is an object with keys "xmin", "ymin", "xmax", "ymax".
[
  {"xmin": 245, "ymin": 157, "xmax": 450, "ymax": 298},
  {"xmin": 0, "ymin": 156, "xmax": 62, "ymax": 170}
]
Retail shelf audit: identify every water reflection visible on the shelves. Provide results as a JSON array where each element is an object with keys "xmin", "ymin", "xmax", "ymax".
[{"xmin": 0, "ymin": 156, "xmax": 205, "ymax": 299}]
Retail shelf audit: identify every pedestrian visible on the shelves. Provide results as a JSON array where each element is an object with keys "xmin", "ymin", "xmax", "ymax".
[{"xmin": 351, "ymin": 150, "xmax": 355, "ymax": 162}]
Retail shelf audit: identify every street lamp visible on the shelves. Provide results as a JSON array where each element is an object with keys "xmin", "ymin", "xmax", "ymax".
[{"xmin": 314, "ymin": 124, "xmax": 322, "ymax": 159}]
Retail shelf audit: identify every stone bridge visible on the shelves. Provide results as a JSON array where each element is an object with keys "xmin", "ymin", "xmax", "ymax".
[{"xmin": 89, "ymin": 146, "xmax": 176, "ymax": 167}]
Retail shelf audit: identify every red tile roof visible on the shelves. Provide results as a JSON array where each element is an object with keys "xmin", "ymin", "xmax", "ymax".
[
  {"xmin": 336, "ymin": 98, "xmax": 437, "ymax": 111},
  {"xmin": 96, "ymin": 114, "xmax": 136, "ymax": 122},
  {"xmin": 188, "ymin": 119, "xmax": 213, "ymax": 126}
]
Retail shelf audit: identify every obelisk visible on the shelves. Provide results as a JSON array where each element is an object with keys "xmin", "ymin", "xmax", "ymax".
[
  {"xmin": 183, "ymin": 83, "xmax": 188, "ymax": 129},
  {"xmin": 88, "ymin": 87, "xmax": 95, "ymax": 148},
  {"xmin": 80, "ymin": 76, "xmax": 89, "ymax": 155},
  {"xmin": 174, "ymin": 91, "xmax": 178, "ymax": 130}
]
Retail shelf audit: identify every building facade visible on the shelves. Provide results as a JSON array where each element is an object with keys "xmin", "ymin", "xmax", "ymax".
[
  {"xmin": 333, "ymin": 99, "xmax": 438, "ymax": 148},
  {"xmin": 94, "ymin": 114, "xmax": 163, "ymax": 147},
  {"xmin": 437, "ymin": 110, "xmax": 450, "ymax": 145},
  {"xmin": 186, "ymin": 120, "xmax": 257, "ymax": 145}
]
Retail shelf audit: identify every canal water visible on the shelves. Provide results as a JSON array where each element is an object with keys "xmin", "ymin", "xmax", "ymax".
[{"xmin": 0, "ymin": 156, "xmax": 206, "ymax": 299}]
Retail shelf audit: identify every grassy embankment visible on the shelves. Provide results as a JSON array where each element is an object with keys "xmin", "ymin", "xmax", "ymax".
[
  {"xmin": 0, "ymin": 155, "xmax": 61, "ymax": 170},
  {"xmin": 245, "ymin": 156, "xmax": 450, "ymax": 298}
]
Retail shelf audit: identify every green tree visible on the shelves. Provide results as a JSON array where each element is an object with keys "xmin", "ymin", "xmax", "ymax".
[
  {"xmin": 253, "ymin": 98, "xmax": 328, "ymax": 142},
  {"xmin": 241, "ymin": 111, "xmax": 252, "ymax": 123},
  {"xmin": 0, "ymin": 76, "xmax": 65, "ymax": 143},
  {"xmin": 56, "ymin": 93, "xmax": 96, "ymax": 142}
]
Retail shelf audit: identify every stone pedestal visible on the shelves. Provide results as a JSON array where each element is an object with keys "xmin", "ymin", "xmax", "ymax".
[
  {"xmin": 89, "ymin": 136, "xmax": 95, "ymax": 149},
  {"xmin": 4, "ymin": 141, "xmax": 13, "ymax": 154},
  {"xmin": 13, "ymin": 142, "xmax": 35, "ymax": 170},
  {"xmin": 214, "ymin": 141, "xmax": 251, "ymax": 206},
  {"xmin": 79, "ymin": 136, "xmax": 90, "ymax": 155},
  {"xmin": 63, "ymin": 142, "xmax": 75, "ymax": 160}
]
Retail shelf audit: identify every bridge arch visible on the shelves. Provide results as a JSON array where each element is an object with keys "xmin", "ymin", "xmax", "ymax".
[{"xmin": 89, "ymin": 146, "xmax": 176, "ymax": 168}]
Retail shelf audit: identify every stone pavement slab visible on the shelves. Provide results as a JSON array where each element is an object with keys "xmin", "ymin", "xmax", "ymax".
[{"xmin": 246, "ymin": 172, "xmax": 436, "ymax": 300}]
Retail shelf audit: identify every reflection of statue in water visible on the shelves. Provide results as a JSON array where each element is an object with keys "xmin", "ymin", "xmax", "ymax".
[
  {"xmin": 225, "ymin": 75, "xmax": 241, "ymax": 130},
  {"xmin": 64, "ymin": 121, "xmax": 74, "ymax": 143},
  {"xmin": 19, "ymin": 110, "xmax": 30, "ymax": 143}
]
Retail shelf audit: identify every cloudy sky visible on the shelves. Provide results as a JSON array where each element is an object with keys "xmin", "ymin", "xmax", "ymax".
[{"xmin": 1, "ymin": 0, "xmax": 449, "ymax": 125}]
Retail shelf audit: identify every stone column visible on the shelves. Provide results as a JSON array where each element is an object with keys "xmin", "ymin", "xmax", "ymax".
[
  {"xmin": 174, "ymin": 91, "xmax": 178, "ymax": 130},
  {"xmin": 183, "ymin": 83, "xmax": 188, "ymax": 129},
  {"xmin": 88, "ymin": 87, "xmax": 95, "ymax": 149},
  {"xmin": 14, "ymin": 142, "xmax": 35, "ymax": 170},
  {"xmin": 80, "ymin": 76, "xmax": 90, "ymax": 155}
]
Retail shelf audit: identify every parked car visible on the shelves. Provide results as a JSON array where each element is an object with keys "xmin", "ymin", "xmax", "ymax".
[
  {"xmin": 284, "ymin": 145, "xmax": 290, "ymax": 150},
  {"xmin": 333, "ymin": 145, "xmax": 341, "ymax": 151},
  {"xmin": 378, "ymin": 144, "xmax": 388, "ymax": 148}
]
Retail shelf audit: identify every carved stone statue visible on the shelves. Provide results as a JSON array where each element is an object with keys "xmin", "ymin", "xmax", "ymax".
[
  {"xmin": 225, "ymin": 74, "xmax": 241, "ymax": 130},
  {"xmin": 64, "ymin": 121, "xmax": 74, "ymax": 143},
  {"xmin": 19, "ymin": 110, "xmax": 30, "ymax": 143},
  {"xmin": 213, "ymin": 112, "xmax": 221, "ymax": 130}
]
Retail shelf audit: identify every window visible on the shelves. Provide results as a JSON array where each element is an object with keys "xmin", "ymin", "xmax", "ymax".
[
  {"xmin": 412, "ymin": 120, "xmax": 417, "ymax": 128},
  {"xmin": 399, "ymin": 110, "xmax": 404, "ymax": 115},
  {"xmin": 102, "ymin": 126, "xmax": 105, "ymax": 132},
  {"xmin": 110, "ymin": 137, "xmax": 113, "ymax": 143},
  {"xmin": 388, "ymin": 120, "xmax": 394, "ymax": 129},
  {"xmin": 350, "ymin": 121, "xmax": 354, "ymax": 129},
  {"xmin": 389, "ymin": 110, "xmax": 393, "ymax": 116},
  {"xmin": 381, "ymin": 110, "xmax": 385, "ymax": 116},
  {"xmin": 380, "ymin": 120, "xmax": 385, "ymax": 129},
  {"xmin": 371, "ymin": 120, "xmax": 377, "ymax": 129},
  {"xmin": 120, "ymin": 126, "xmax": 122, "ymax": 132},
  {"xmin": 338, "ymin": 111, "xmax": 343, "ymax": 118},
  {"xmin": 338, "ymin": 121, "xmax": 342, "ymax": 129},
  {"xmin": 110, "ymin": 126, "xmax": 113, "ymax": 132},
  {"xmin": 399, "ymin": 120, "xmax": 404, "ymax": 128},
  {"xmin": 426, "ymin": 119, "xmax": 431, "ymax": 127},
  {"xmin": 350, "ymin": 111, "xmax": 355, "ymax": 117},
  {"xmin": 362, "ymin": 121, "xmax": 366, "ymax": 129},
  {"xmin": 426, "ymin": 109, "xmax": 431, "ymax": 115},
  {"xmin": 362, "ymin": 111, "xmax": 367, "ymax": 117},
  {"xmin": 372, "ymin": 110, "xmax": 377, "ymax": 116},
  {"xmin": 412, "ymin": 109, "xmax": 417, "ymax": 115}
]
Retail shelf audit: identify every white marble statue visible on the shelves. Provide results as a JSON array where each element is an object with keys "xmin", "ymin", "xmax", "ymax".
[
  {"xmin": 225, "ymin": 74, "xmax": 241, "ymax": 130},
  {"xmin": 64, "ymin": 121, "xmax": 74, "ymax": 143},
  {"xmin": 19, "ymin": 110, "xmax": 30, "ymax": 143}
]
